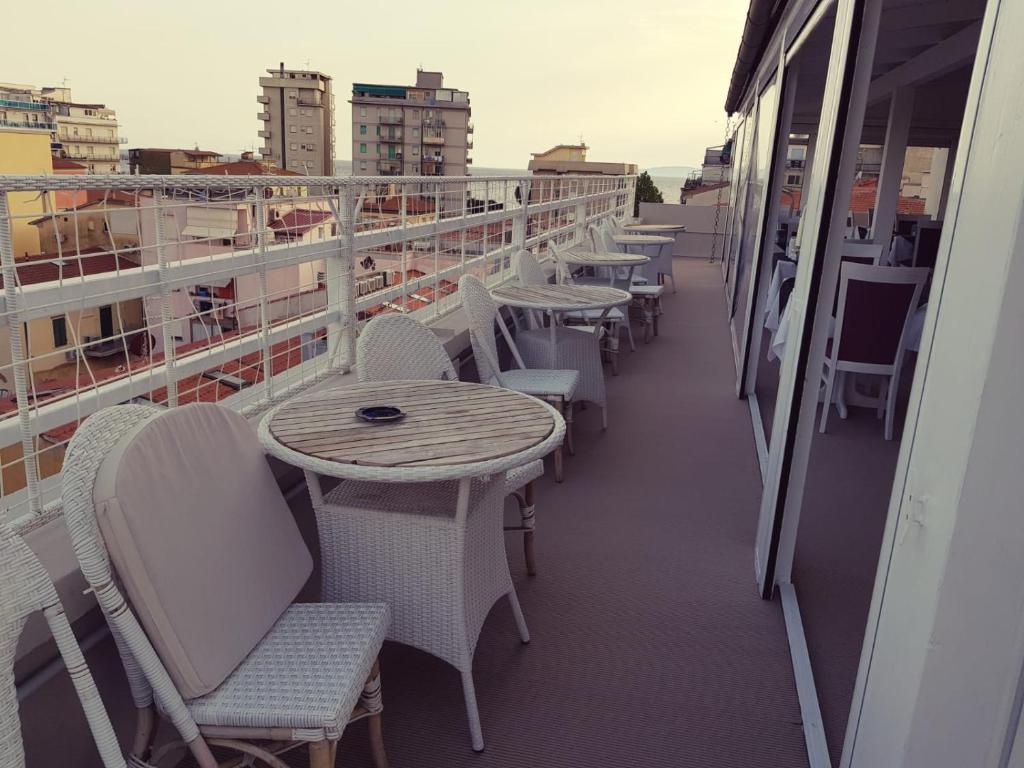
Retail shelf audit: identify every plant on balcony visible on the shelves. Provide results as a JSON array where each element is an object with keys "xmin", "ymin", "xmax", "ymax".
[{"xmin": 634, "ymin": 171, "xmax": 664, "ymax": 216}]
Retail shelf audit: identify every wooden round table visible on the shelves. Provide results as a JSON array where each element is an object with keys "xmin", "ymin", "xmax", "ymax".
[
  {"xmin": 260, "ymin": 380, "xmax": 566, "ymax": 752},
  {"xmin": 622, "ymin": 223, "xmax": 687, "ymax": 234},
  {"xmin": 560, "ymin": 250, "xmax": 650, "ymax": 290},
  {"xmin": 260, "ymin": 379, "xmax": 564, "ymax": 483},
  {"xmin": 491, "ymin": 283, "xmax": 632, "ymax": 368},
  {"xmin": 612, "ymin": 233, "xmax": 676, "ymax": 249}
]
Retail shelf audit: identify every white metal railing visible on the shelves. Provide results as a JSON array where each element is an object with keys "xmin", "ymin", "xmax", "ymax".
[{"xmin": 0, "ymin": 172, "xmax": 636, "ymax": 525}]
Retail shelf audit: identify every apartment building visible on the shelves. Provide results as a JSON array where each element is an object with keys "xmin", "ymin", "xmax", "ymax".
[
  {"xmin": 527, "ymin": 143, "xmax": 636, "ymax": 176},
  {"xmin": 0, "ymin": 83, "xmax": 123, "ymax": 173},
  {"xmin": 257, "ymin": 64, "xmax": 335, "ymax": 176},
  {"xmin": 0, "ymin": 83, "xmax": 55, "ymax": 136},
  {"xmin": 351, "ymin": 70, "xmax": 472, "ymax": 176},
  {"xmin": 128, "ymin": 148, "xmax": 222, "ymax": 175}
]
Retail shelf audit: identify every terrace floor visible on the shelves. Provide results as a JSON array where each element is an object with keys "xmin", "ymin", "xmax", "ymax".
[{"xmin": 283, "ymin": 259, "xmax": 808, "ymax": 768}]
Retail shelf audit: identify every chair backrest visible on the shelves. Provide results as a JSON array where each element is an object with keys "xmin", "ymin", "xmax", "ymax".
[
  {"xmin": 851, "ymin": 209, "xmax": 872, "ymax": 228},
  {"xmin": 585, "ymin": 223, "xmax": 602, "ymax": 252},
  {"xmin": 841, "ymin": 241, "xmax": 884, "ymax": 265},
  {"xmin": 0, "ymin": 525, "xmax": 127, "ymax": 768},
  {"xmin": 513, "ymin": 249, "xmax": 549, "ymax": 287},
  {"xmin": 832, "ymin": 263, "xmax": 929, "ymax": 367},
  {"xmin": 913, "ymin": 223, "xmax": 942, "ymax": 270},
  {"xmin": 459, "ymin": 274, "xmax": 525, "ymax": 385},
  {"xmin": 357, "ymin": 314, "xmax": 457, "ymax": 382},
  {"xmin": 547, "ymin": 243, "xmax": 574, "ymax": 286}
]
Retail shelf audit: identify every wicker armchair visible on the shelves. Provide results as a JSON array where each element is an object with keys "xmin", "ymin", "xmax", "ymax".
[
  {"xmin": 512, "ymin": 250, "xmax": 609, "ymax": 427},
  {"xmin": 0, "ymin": 525, "xmax": 144, "ymax": 768},
  {"xmin": 60, "ymin": 404, "xmax": 390, "ymax": 768},
  {"xmin": 552, "ymin": 241, "xmax": 636, "ymax": 373},
  {"xmin": 356, "ymin": 313, "xmax": 545, "ymax": 573},
  {"xmin": 459, "ymin": 274, "xmax": 579, "ymax": 482}
]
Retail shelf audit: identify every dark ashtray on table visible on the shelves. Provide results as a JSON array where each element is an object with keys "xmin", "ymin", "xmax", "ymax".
[{"xmin": 355, "ymin": 405, "xmax": 406, "ymax": 423}]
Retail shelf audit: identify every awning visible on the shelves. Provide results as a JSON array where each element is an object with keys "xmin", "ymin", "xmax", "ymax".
[{"xmin": 182, "ymin": 206, "xmax": 237, "ymax": 240}]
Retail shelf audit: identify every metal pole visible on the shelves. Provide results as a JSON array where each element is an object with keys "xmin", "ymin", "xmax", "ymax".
[
  {"xmin": 336, "ymin": 183, "xmax": 356, "ymax": 371},
  {"xmin": 253, "ymin": 190, "xmax": 274, "ymax": 398},
  {"xmin": 0, "ymin": 192, "xmax": 43, "ymax": 515},
  {"xmin": 153, "ymin": 190, "xmax": 178, "ymax": 407}
]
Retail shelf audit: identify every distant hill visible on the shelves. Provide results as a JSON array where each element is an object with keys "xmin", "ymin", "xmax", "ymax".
[{"xmin": 644, "ymin": 165, "xmax": 698, "ymax": 177}]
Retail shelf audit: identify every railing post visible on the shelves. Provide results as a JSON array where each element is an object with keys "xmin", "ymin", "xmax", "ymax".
[
  {"xmin": 0, "ymin": 192, "xmax": 42, "ymax": 515},
  {"xmin": 331, "ymin": 182, "xmax": 356, "ymax": 372},
  {"xmin": 513, "ymin": 178, "xmax": 530, "ymax": 254},
  {"xmin": 574, "ymin": 177, "xmax": 588, "ymax": 247},
  {"xmin": 253, "ymin": 190, "xmax": 274, "ymax": 399},
  {"xmin": 153, "ymin": 190, "xmax": 178, "ymax": 407},
  {"xmin": 626, "ymin": 174, "xmax": 637, "ymax": 220}
]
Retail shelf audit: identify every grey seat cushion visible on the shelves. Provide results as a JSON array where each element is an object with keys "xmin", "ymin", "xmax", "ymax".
[
  {"xmin": 186, "ymin": 602, "xmax": 389, "ymax": 736},
  {"xmin": 93, "ymin": 403, "xmax": 313, "ymax": 699}
]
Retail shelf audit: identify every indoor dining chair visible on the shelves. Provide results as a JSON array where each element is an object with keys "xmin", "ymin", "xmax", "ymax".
[
  {"xmin": 356, "ymin": 313, "xmax": 546, "ymax": 575},
  {"xmin": 820, "ymin": 263, "xmax": 929, "ymax": 440}
]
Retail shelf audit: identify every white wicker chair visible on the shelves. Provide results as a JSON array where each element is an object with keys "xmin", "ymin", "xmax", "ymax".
[
  {"xmin": 0, "ymin": 525, "xmax": 146, "ymax": 768},
  {"xmin": 459, "ymin": 274, "xmax": 579, "ymax": 482},
  {"xmin": 60, "ymin": 404, "xmax": 390, "ymax": 768},
  {"xmin": 552, "ymin": 241, "xmax": 636, "ymax": 373},
  {"xmin": 511, "ymin": 250, "xmax": 608, "ymax": 428},
  {"xmin": 356, "ymin": 313, "xmax": 545, "ymax": 574}
]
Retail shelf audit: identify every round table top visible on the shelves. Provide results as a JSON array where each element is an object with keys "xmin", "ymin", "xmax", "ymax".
[
  {"xmin": 561, "ymin": 250, "xmax": 650, "ymax": 267},
  {"xmin": 622, "ymin": 224, "xmax": 687, "ymax": 234},
  {"xmin": 259, "ymin": 380, "xmax": 564, "ymax": 482},
  {"xmin": 490, "ymin": 283, "xmax": 633, "ymax": 311},
  {"xmin": 612, "ymin": 234, "xmax": 675, "ymax": 245}
]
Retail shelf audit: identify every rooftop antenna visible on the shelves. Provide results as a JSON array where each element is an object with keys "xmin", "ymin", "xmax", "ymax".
[{"xmin": 303, "ymin": 59, "xmax": 311, "ymax": 70}]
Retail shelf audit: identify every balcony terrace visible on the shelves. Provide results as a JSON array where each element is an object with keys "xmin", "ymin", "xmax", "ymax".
[{"xmin": 0, "ymin": 172, "xmax": 816, "ymax": 767}]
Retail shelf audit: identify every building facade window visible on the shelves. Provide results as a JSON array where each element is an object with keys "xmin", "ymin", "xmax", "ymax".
[
  {"xmin": 360, "ymin": 125, "xmax": 367, "ymax": 135},
  {"xmin": 290, "ymin": 142, "xmax": 298, "ymax": 150},
  {"xmin": 289, "ymin": 108, "xmax": 297, "ymax": 116},
  {"xmin": 359, "ymin": 161, "xmax": 367, "ymax": 171},
  {"xmin": 290, "ymin": 125, "xmax": 297, "ymax": 133},
  {"xmin": 359, "ymin": 143, "xmax": 367, "ymax": 153},
  {"xmin": 51, "ymin": 316, "xmax": 68, "ymax": 347},
  {"xmin": 360, "ymin": 107, "xmax": 366, "ymax": 117}
]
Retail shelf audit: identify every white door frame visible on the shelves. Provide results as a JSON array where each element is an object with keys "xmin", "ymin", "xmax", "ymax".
[
  {"xmin": 840, "ymin": 0, "xmax": 1024, "ymax": 763},
  {"xmin": 754, "ymin": 0, "xmax": 884, "ymax": 594}
]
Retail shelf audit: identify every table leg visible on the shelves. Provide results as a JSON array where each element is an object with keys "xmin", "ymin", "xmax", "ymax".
[{"xmin": 549, "ymin": 311, "xmax": 558, "ymax": 369}]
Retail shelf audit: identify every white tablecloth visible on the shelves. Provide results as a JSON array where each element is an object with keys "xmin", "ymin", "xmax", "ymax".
[{"xmin": 764, "ymin": 260, "xmax": 798, "ymax": 334}]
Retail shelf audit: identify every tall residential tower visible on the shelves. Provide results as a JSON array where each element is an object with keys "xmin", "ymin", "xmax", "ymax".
[
  {"xmin": 257, "ymin": 65, "xmax": 335, "ymax": 176},
  {"xmin": 351, "ymin": 70, "xmax": 472, "ymax": 176}
]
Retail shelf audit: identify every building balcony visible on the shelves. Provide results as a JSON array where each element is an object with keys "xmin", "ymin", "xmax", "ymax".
[
  {"xmin": 257, "ymin": 95, "xmax": 270, "ymax": 104},
  {"xmin": 0, "ymin": 173, "xmax": 809, "ymax": 768},
  {"xmin": 258, "ymin": 111, "xmax": 271, "ymax": 121},
  {"xmin": 258, "ymin": 130, "xmax": 272, "ymax": 139},
  {"xmin": 380, "ymin": 133, "xmax": 403, "ymax": 143},
  {"xmin": 380, "ymin": 115, "xmax": 404, "ymax": 125},
  {"xmin": 259, "ymin": 146, "xmax": 272, "ymax": 156},
  {"xmin": 63, "ymin": 135, "xmax": 122, "ymax": 145},
  {"xmin": 422, "ymin": 133, "xmax": 445, "ymax": 145},
  {"xmin": 0, "ymin": 118, "xmax": 55, "ymax": 131},
  {"xmin": 61, "ymin": 152, "xmax": 120, "ymax": 162},
  {"xmin": 0, "ymin": 97, "xmax": 49, "ymax": 110},
  {"xmin": 467, "ymin": 122, "xmax": 473, "ymax": 133},
  {"xmin": 297, "ymin": 96, "xmax": 321, "ymax": 108}
]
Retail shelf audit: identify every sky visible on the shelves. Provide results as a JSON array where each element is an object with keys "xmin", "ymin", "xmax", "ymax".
[{"xmin": 1, "ymin": 0, "xmax": 747, "ymax": 171}]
